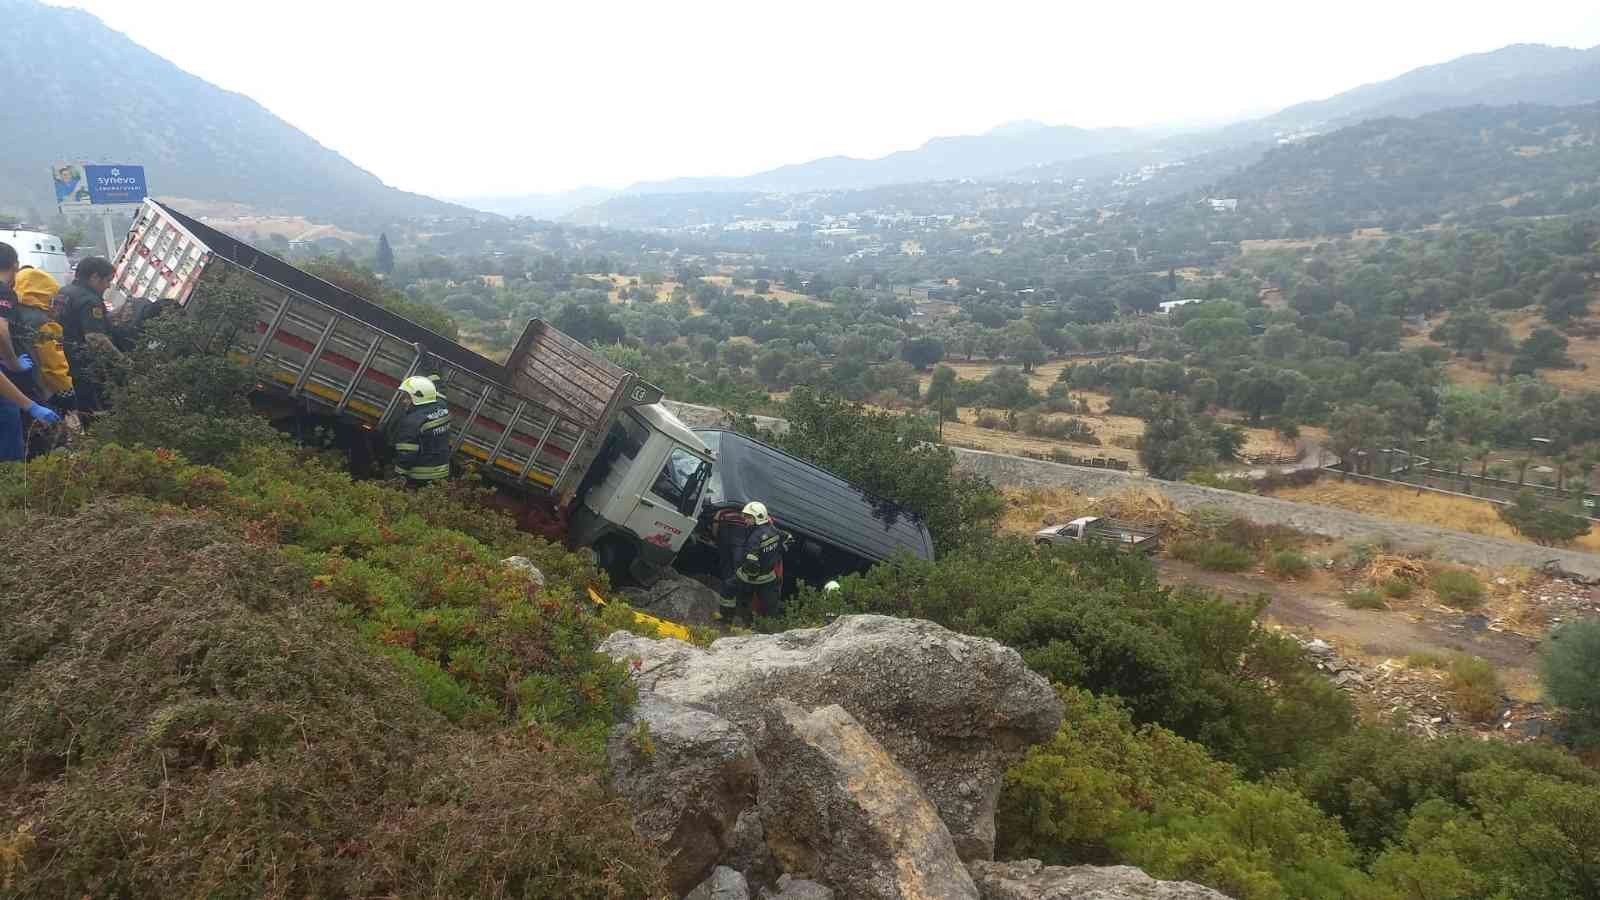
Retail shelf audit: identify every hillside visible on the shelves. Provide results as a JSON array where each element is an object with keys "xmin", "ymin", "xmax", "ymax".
[
  {"xmin": 1222, "ymin": 102, "xmax": 1600, "ymax": 230},
  {"xmin": 0, "ymin": 0, "xmax": 473, "ymax": 229}
]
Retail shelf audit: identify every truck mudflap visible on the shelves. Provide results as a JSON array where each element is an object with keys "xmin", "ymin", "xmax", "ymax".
[{"xmin": 587, "ymin": 588, "xmax": 691, "ymax": 641}]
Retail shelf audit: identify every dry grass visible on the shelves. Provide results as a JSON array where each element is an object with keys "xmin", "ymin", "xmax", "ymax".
[{"xmin": 1269, "ymin": 478, "xmax": 1600, "ymax": 552}]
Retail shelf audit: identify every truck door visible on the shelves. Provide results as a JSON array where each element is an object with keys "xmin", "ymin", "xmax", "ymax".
[{"xmin": 621, "ymin": 442, "xmax": 711, "ymax": 554}]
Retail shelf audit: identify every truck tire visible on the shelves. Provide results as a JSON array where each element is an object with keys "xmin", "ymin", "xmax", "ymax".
[{"xmin": 594, "ymin": 537, "xmax": 637, "ymax": 586}]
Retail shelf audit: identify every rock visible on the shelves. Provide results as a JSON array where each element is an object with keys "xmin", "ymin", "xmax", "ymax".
[
  {"xmin": 606, "ymin": 694, "xmax": 758, "ymax": 895},
  {"xmin": 601, "ymin": 615, "xmax": 1063, "ymax": 860},
  {"xmin": 500, "ymin": 555, "xmax": 545, "ymax": 593},
  {"xmin": 760, "ymin": 874, "xmax": 835, "ymax": 899},
  {"xmin": 722, "ymin": 808, "xmax": 781, "ymax": 892},
  {"xmin": 1303, "ymin": 638, "xmax": 1333, "ymax": 657},
  {"xmin": 621, "ymin": 570, "xmax": 725, "ymax": 627},
  {"xmin": 756, "ymin": 700, "xmax": 978, "ymax": 900},
  {"xmin": 686, "ymin": 867, "xmax": 751, "ymax": 900},
  {"xmin": 969, "ymin": 859, "xmax": 1234, "ymax": 900}
]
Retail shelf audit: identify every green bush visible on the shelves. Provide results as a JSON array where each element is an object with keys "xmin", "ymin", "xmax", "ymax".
[
  {"xmin": 1447, "ymin": 655, "xmax": 1503, "ymax": 723},
  {"xmin": 1540, "ymin": 618, "xmax": 1600, "ymax": 746},
  {"xmin": 1266, "ymin": 550, "xmax": 1312, "ymax": 579},
  {"xmin": 1171, "ymin": 539, "xmax": 1255, "ymax": 572},
  {"xmin": 0, "ymin": 502, "xmax": 665, "ymax": 898},
  {"xmin": 998, "ymin": 688, "xmax": 1370, "ymax": 900},
  {"xmin": 1345, "ymin": 589, "xmax": 1388, "ymax": 610},
  {"xmin": 1380, "ymin": 576, "xmax": 1415, "ymax": 599},
  {"xmin": 1430, "ymin": 569, "xmax": 1486, "ymax": 609},
  {"xmin": 0, "ymin": 443, "xmax": 627, "ymax": 739},
  {"xmin": 1406, "ymin": 651, "xmax": 1448, "ymax": 669}
]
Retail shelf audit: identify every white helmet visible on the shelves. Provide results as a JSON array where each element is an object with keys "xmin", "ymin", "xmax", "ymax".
[
  {"xmin": 742, "ymin": 501, "xmax": 770, "ymax": 525},
  {"xmin": 398, "ymin": 375, "xmax": 440, "ymax": 404},
  {"xmin": 823, "ymin": 580, "xmax": 842, "ymax": 592}
]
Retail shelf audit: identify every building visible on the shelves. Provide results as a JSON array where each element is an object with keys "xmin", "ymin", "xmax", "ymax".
[
  {"xmin": 1156, "ymin": 298, "xmax": 1207, "ymax": 315},
  {"xmin": 1207, "ymin": 198, "xmax": 1239, "ymax": 213}
]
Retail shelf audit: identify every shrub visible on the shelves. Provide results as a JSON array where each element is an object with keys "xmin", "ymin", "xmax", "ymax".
[
  {"xmin": 1266, "ymin": 550, "xmax": 1312, "ymax": 580},
  {"xmin": 1406, "ymin": 651, "xmax": 1448, "ymax": 669},
  {"xmin": 784, "ymin": 537, "xmax": 1352, "ymax": 775},
  {"xmin": 0, "ymin": 503, "xmax": 666, "ymax": 898},
  {"xmin": 1345, "ymin": 590, "xmax": 1388, "ymax": 610},
  {"xmin": 0, "ymin": 443, "xmax": 627, "ymax": 738},
  {"xmin": 1380, "ymin": 577, "xmax": 1415, "ymax": 599},
  {"xmin": 1540, "ymin": 618, "xmax": 1600, "ymax": 746},
  {"xmin": 998, "ymin": 688, "xmax": 1371, "ymax": 900},
  {"xmin": 1498, "ymin": 491, "xmax": 1593, "ymax": 546},
  {"xmin": 1447, "ymin": 655, "xmax": 1503, "ymax": 723},
  {"xmin": 1431, "ymin": 569, "xmax": 1485, "ymax": 609},
  {"xmin": 1171, "ymin": 539, "xmax": 1255, "ymax": 572}
]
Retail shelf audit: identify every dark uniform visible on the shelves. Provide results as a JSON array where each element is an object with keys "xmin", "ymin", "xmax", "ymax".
[
  {"xmin": 53, "ymin": 281, "xmax": 109, "ymax": 413},
  {"xmin": 734, "ymin": 519, "xmax": 787, "ymax": 620},
  {"xmin": 389, "ymin": 399, "xmax": 453, "ymax": 486}
]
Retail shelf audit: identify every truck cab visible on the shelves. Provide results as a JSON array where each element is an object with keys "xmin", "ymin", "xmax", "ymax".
[{"xmin": 571, "ymin": 403, "xmax": 715, "ymax": 580}]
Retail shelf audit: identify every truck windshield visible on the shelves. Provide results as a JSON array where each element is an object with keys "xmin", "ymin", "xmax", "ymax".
[{"xmin": 650, "ymin": 447, "xmax": 711, "ymax": 516}]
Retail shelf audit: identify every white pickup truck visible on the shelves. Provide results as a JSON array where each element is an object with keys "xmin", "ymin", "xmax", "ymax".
[{"xmin": 1034, "ymin": 516, "xmax": 1161, "ymax": 554}]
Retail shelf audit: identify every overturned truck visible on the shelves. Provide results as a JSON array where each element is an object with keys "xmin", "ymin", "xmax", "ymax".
[{"xmin": 110, "ymin": 200, "xmax": 932, "ymax": 588}]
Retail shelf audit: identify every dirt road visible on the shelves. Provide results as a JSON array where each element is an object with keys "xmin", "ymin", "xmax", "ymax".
[{"xmin": 1156, "ymin": 558, "xmax": 1538, "ymax": 668}]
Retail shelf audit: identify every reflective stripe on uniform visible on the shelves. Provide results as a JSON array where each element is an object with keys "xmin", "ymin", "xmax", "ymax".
[
  {"xmin": 419, "ymin": 415, "xmax": 451, "ymax": 432},
  {"xmin": 397, "ymin": 464, "xmax": 450, "ymax": 480},
  {"xmin": 393, "ymin": 442, "xmax": 420, "ymax": 452},
  {"xmin": 736, "ymin": 568, "xmax": 777, "ymax": 585}
]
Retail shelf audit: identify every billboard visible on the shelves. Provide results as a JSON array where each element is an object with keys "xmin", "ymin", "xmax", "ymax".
[{"xmin": 53, "ymin": 163, "xmax": 148, "ymax": 208}]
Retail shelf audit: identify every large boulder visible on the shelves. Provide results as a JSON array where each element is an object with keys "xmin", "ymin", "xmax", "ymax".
[
  {"xmin": 757, "ymin": 700, "xmax": 977, "ymax": 900},
  {"xmin": 969, "ymin": 860, "xmax": 1234, "ymax": 900},
  {"xmin": 621, "ymin": 570, "xmax": 725, "ymax": 627},
  {"xmin": 600, "ymin": 615, "xmax": 1063, "ymax": 860},
  {"xmin": 606, "ymin": 694, "xmax": 758, "ymax": 895}
]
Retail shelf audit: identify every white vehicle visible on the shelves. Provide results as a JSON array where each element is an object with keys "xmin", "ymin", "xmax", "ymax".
[
  {"xmin": 1, "ymin": 229, "xmax": 72, "ymax": 283},
  {"xmin": 1034, "ymin": 516, "xmax": 1161, "ymax": 554}
]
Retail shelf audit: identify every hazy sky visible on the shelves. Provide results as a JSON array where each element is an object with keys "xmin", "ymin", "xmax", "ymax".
[{"xmin": 49, "ymin": 0, "xmax": 1600, "ymax": 198}]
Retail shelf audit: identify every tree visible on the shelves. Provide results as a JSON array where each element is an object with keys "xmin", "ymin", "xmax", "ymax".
[
  {"xmin": 1139, "ymin": 399, "xmax": 1217, "ymax": 480},
  {"xmin": 1540, "ymin": 618, "xmax": 1600, "ymax": 746},
  {"xmin": 1432, "ymin": 305, "xmax": 1511, "ymax": 359},
  {"xmin": 1327, "ymin": 404, "xmax": 1388, "ymax": 476},
  {"xmin": 375, "ymin": 232, "xmax": 395, "ymax": 276},
  {"xmin": 1542, "ymin": 271, "xmax": 1590, "ymax": 323},
  {"xmin": 1510, "ymin": 327, "xmax": 1573, "ymax": 375},
  {"xmin": 901, "ymin": 337, "xmax": 946, "ymax": 371},
  {"xmin": 928, "ymin": 365, "xmax": 959, "ymax": 418},
  {"xmin": 721, "ymin": 341, "xmax": 754, "ymax": 369},
  {"xmin": 1497, "ymin": 492, "xmax": 1592, "ymax": 547}
]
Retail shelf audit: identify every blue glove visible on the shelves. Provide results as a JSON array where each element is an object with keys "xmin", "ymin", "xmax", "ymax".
[
  {"xmin": 24, "ymin": 402, "xmax": 60, "ymax": 425},
  {"xmin": 10, "ymin": 353, "xmax": 31, "ymax": 373}
]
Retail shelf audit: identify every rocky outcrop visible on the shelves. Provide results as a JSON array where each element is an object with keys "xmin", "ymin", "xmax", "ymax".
[
  {"xmin": 969, "ymin": 860, "xmax": 1234, "ymax": 900},
  {"xmin": 686, "ymin": 867, "xmax": 752, "ymax": 900},
  {"xmin": 600, "ymin": 615, "xmax": 1063, "ymax": 861},
  {"xmin": 621, "ymin": 570, "xmax": 726, "ymax": 627},
  {"xmin": 606, "ymin": 695, "xmax": 758, "ymax": 895},
  {"xmin": 757, "ymin": 700, "xmax": 978, "ymax": 900}
]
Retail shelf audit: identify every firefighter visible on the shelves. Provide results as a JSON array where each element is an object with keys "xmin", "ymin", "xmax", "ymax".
[
  {"xmin": 724, "ymin": 500, "xmax": 788, "ymax": 623},
  {"xmin": 388, "ymin": 375, "xmax": 452, "ymax": 487}
]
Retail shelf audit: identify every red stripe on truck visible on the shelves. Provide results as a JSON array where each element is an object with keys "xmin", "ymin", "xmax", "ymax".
[{"xmin": 258, "ymin": 322, "xmax": 572, "ymax": 462}]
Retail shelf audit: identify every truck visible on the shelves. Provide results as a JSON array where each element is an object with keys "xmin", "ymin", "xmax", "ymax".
[
  {"xmin": 2, "ymin": 228, "xmax": 72, "ymax": 283},
  {"xmin": 1034, "ymin": 516, "xmax": 1160, "ymax": 554},
  {"xmin": 110, "ymin": 199, "xmax": 713, "ymax": 580}
]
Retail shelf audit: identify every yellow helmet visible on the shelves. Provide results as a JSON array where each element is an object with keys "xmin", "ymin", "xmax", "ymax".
[
  {"xmin": 398, "ymin": 375, "xmax": 440, "ymax": 404},
  {"xmin": 742, "ymin": 501, "xmax": 770, "ymax": 525}
]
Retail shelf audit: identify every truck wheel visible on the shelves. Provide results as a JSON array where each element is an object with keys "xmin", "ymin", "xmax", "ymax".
[{"xmin": 595, "ymin": 538, "xmax": 637, "ymax": 586}]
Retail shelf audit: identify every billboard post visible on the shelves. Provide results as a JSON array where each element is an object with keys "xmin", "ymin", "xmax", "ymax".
[{"xmin": 53, "ymin": 163, "xmax": 149, "ymax": 255}]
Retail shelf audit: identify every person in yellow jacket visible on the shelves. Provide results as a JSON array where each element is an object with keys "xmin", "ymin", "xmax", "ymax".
[{"xmin": 11, "ymin": 268, "xmax": 74, "ymax": 401}]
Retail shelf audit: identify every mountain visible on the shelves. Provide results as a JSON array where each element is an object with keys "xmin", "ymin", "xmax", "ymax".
[
  {"xmin": 450, "ymin": 186, "xmax": 619, "ymax": 219},
  {"xmin": 1212, "ymin": 43, "xmax": 1600, "ymax": 146},
  {"xmin": 618, "ymin": 123, "xmax": 1154, "ymax": 197},
  {"xmin": 0, "ymin": 0, "xmax": 474, "ymax": 229},
  {"xmin": 1221, "ymin": 102, "xmax": 1600, "ymax": 230}
]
